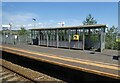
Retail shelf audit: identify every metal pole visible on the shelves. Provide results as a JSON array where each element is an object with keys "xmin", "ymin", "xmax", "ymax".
[
  {"xmin": 112, "ymin": 32, "xmax": 113, "ymax": 50},
  {"xmin": 47, "ymin": 30, "xmax": 48, "ymax": 47},
  {"xmin": 57, "ymin": 29, "xmax": 59, "ymax": 48},
  {"xmin": 68, "ymin": 29, "xmax": 71, "ymax": 49},
  {"xmin": 100, "ymin": 28, "xmax": 103, "ymax": 52},
  {"xmin": 32, "ymin": 18, "xmax": 36, "ymax": 29},
  {"xmin": 82, "ymin": 28, "xmax": 85, "ymax": 50},
  {"xmin": 9, "ymin": 23, "xmax": 12, "ymax": 45}
]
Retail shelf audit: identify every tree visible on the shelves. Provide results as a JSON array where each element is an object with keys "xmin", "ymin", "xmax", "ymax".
[
  {"xmin": 83, "ymin": 14, "xmax": 97, "ymax": 25},
  {"xmin": 0, "ymin": 31, "xmax": 2, "ymax": 34},
  {"xmin": 18, "ymin": 27, "xmax": 27, "ymax": 35},
  {"xmin": 18, "ymin": 27, "xmax": 28, "ymax": 44},
  {"xmin": 105, "ymin": 26, "xmax": 118, "ymax": 49}
]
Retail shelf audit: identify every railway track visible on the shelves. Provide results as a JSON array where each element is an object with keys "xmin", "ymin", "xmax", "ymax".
[
  {"xmin": 0, "ymin": 59, "xmax": 65, "ymax": 83},
  {"xmin": 0, "ymin": 65, "xmax": 32, "ymax": 82}
]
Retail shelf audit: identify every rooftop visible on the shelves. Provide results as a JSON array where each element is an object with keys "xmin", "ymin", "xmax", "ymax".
[{"xmin": 30, "ymin": 24, "xmax": 107, "ymax": 30}]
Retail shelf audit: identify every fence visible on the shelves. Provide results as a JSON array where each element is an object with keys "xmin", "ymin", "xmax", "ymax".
[{"xmin": 1, "ymin": 34, "xmax": 30, "ymax": 45}]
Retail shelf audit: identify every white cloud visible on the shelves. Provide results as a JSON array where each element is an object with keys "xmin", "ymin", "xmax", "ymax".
[
  {"xmin": 28, "ymin": 24, "xmax": 32, "ymax": 26},
  {"xmin": 38, "ymin": 22, "xmax": 42, "ymax": 25},
  {"xmin": 16, "ymin": 25, "xmax": 21, "ymax": 27},
  {"xmin": 2, "ymin": 12, "xmax": 82, "ymax": 30},
  {"xmin": 2, "ymin": 12, "xmax": 39, "ymax": 30},
  {"xmin": 39, "ymin": 19, "xmax": 82, "ymax": 28},
  {"xmin": 55, "ymin": 18, "xmax": 82, "ymax": 27}
]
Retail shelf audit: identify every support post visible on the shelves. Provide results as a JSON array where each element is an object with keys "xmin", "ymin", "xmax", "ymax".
[
  {"xmin": 82, "ymin": 28, "xmax": 85, "ymax": 50},
  {"xmin": 100, "ymin": 28, "xmax": 103, "ymax": 52},
  {"xmin": 47, "ymin": 30, "xmax": 48, "ymax": 47},
  {"xmin": 40, "ymin": 30, "xmax": 41, "ymax": 45},
  {"xmin": 100, "ymin": 27, "xmax": 106, "ymax": 52},
  {"xmin": 57, "ymin": 29, "xmax": 59, "ymax": 48},
  {"xmin": 9, "ymin": 24, "xmax": 12, "ymax": 45},
  {"xmin": 68, "ymin": 29, "xmax": 71, "ymax": 49},
  {"xmin": 38, "ymin": 30, "xmax": 40, "ymax": 45},
  {"xmin": 31, "ymin": 30, "xmax": 33, "ymax": 45}
]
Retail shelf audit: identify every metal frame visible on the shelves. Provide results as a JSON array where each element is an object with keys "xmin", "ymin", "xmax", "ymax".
[{"xmin": 30, "ymin": 24, "xmax": 106, "ymax": 52}]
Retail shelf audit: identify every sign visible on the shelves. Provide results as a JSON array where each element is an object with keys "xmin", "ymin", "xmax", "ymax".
[
  {"xmin": 6, "ymin": 35, "xmax": 8, "ymax": 38},
  {"xmin": 73, "ymin": 34, "xmax": 79, "ymax": 40},
  {"xmin": 116, "ymin": 38, "xmax": 120, "ymax": 42},
  {"xmin": 14, "ymin": 35, "xmax": 18, "ymax": 39}
]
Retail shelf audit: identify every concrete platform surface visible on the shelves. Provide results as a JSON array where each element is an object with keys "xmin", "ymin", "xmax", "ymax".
[{"xmin": 1, "ymin": 44, "xmax": 120, "ymax": 79}]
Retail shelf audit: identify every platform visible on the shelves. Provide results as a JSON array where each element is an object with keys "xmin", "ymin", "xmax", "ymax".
[{"xmin": 1, "ymin": 44, "xmax": 120, "ymax": 80}]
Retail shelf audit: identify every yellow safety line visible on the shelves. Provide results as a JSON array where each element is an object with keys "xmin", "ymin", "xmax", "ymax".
[
  {"xmin": 4, "ymin": 45, "xmax": 120, "ymax": 67},
  {"xmin": 57, "ymin": 55, "xmax": 119, "ymax": 67},
  {"xmin": 29, "ymin": 45, "xmax": 119, "ymax": 67},
  {"xmin": 1, "ymin": 46, "xmax": 120, "ymax": 67},
  {"xmin": 1, "ymin": 46, "xmax": 120, "ymax": 70},
  {"xmin": 1, "ymin": 45, "xmax": 120, "ymax": 71},
  {"xmin": 2, "ymin": 49, "xmax": 120, "ymax": 80}
]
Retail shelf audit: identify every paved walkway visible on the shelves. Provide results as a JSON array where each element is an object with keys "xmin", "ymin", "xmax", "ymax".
[
  {"xmin": 2, "ymin": 44, "xmax": 119, "ymax": 65},
  {"xmin": 1, "ymin": 44, "xmax": 120, "ymax": 79}
]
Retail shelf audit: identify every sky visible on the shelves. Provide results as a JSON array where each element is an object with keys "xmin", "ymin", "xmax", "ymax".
[
  {"xmin": 2, "ymin": 0, "xmax": 120, "ymax": 2},
  {"xmin": 2, "ymin": 2, "xmax": 118, "ymax": 30}
]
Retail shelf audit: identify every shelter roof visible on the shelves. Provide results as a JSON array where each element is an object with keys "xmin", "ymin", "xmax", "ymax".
[{"xmin": 30, "ymin": 24, "xmax": 107, "ymax": 30}]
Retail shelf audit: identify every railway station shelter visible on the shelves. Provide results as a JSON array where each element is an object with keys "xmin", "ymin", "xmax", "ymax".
[{"xmin": 29, "ymin": 24, "xmax": 106, "ymax": 52}]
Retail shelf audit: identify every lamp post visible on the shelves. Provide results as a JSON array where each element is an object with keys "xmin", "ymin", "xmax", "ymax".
[
  {"xmin": 32, "ymin": 18, "xmax": 37, "ymax": 41},
  {"xmin": 58, "ymin": 22, "xmax": 65, "ymax": 27},
  {"xmin": 32, "ymin": 18, "xmax": 36, "ymax": 28},
  {"xmin": 9, "ymin": 23, "xmax": 12, "ymax": 44}
]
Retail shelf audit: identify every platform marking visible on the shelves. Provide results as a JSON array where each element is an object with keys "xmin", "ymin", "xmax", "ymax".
[
  {"xmin": 1, "ymin": 45, "xmax": 119, "ymax": 66},
  {"xmin": 2, "ymin": 46, "xmax": 120, "ymax": 71},
  {"xmin": 2, "ymin": 49, "xmax": 120, "ymax": 79},
  {"xmin": 33, "ymin": 48, "xmax": 119, "ymax": 67},
  {"xmin": 2, "ymin": 45, "xmax": 119, "ymax": 67}
]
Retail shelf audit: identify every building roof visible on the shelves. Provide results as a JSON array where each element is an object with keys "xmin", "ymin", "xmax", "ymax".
[
  {"xmin": 29, "ymin": 24, "xmax": 107, "ymax": 30},
  {"xmin": 2, "ymin": 25, "xmax": 10, "ymax": 28}
]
